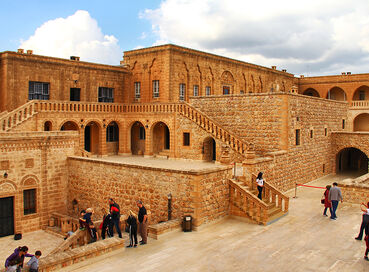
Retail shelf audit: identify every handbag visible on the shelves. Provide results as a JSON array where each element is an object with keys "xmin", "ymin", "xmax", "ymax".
[{"xmin": 321, "ymin": 199, "xmax": 325, "ymax": 204}]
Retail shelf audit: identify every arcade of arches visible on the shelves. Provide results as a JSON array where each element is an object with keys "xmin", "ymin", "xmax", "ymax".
[{"xmin": 336, "ymin": 148, "xmax": 368, "ymax": 175}]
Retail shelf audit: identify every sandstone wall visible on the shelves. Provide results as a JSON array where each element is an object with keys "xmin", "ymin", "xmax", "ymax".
[
  {"xmin": 0, "ymin": 51, "xmax": 129, "ymax": 112},
  {"xmin": 190, "ymin": 94, "xmax": 286, "ymax": 152},
  {"xmin": 67, "ymin": 158, "xmax": 232, "ymax": 227},
  {"xmin": 243, "ymin": 95, "xmax": 348, "ymax": 191},
  {"xmin": 0, "ymin": 131, "xmax": 77, "ymax": 234}
]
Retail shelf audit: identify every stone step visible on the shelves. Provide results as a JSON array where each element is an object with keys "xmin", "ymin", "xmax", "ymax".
[
  {"xmin": 45, "ymin": 226, "xmax": 65, "ymax": 238},
  {"xmin": 267, "ymin": 206, "xmax": 281, "ymax": 217},
  {"xmin": 267, "ymin": 210, "xmax": 288, "ymax": 225}
]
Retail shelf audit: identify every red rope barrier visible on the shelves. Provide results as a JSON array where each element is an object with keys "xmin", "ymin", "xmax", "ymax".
[{"xmin": 296, "ymin": 184, "xmax": 325, "ymax": 189}]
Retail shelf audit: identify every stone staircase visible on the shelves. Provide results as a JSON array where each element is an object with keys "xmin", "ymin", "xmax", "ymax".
[
  {"xmin": 1, "ymin": 100, "xmax": 253, "ymax": 160},
  {"xmin": 229, "ymin": 174, "xmax": 289, "ymax": 225},
  {"xmin": 0, "ymin": 101, "xmax": 38, "ymax": 131},
  {"xmin": 156, "ymin": 149, "xmax": 170, "ymax": 159}
]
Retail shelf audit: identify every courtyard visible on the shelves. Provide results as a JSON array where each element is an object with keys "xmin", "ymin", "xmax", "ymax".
[{"xmin": 0, "ymin": 174, "xmax": 367, "ymax": 271}]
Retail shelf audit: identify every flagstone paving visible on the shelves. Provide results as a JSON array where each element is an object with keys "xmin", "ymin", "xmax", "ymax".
[{"xmin": 55, "ymin": 174, "xmax": 368, "ymax": 272}]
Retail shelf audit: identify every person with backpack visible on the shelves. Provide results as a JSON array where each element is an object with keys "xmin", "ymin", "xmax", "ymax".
[{"xmin": 109, "ymin": 198, "xmax": 122, "ymax": 238}]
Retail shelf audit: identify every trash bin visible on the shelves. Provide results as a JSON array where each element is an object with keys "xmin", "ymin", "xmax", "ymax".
[{"xmin": 182, "ymin": 215, "xmax": 192, "ymax": 232}]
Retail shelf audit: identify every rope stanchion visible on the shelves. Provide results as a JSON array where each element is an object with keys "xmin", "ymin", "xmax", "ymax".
[{"xmin": 293, "ymin": 183, "xmax": 325, "ymax": 198}]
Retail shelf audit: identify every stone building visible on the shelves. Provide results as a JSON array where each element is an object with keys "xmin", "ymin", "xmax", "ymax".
[{"xmin": 0, "ymin": 44, "xmax": 368, "ymax": 238}]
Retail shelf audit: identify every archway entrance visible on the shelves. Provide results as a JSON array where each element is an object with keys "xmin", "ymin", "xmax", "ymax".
[
  {"xmin": 336, "ymin": 148, "xmax": 368, "ymax": 176},
  {"xmin": 84, "ymin": 122, "xmax": 100, "ymax": 154},
  {"xmin": 152, "ymin": 122, "xmax": 170, "ymax": 155},
  {"xmin": 354, "ymin": 114, "xmax": 369, "ymax": 131},
  {"xmin": 203, "ymin": 137, "xmax": 216, "ymax": 162},
  {"xmin": 131, "ymin": 121, "xmax": 146, "ymax": 155},
  {"xmin": 303, "ymin": 88, "xmax": 320, "ymax": 97},
  {"xmin": 353, "ymin": 85, "xmax": 369, "ymax": 101},
  {"xmin": 44, "ymin": 121, "xmax": 52, "ymax": 131},
  {"xmin": 61, "ymin": 121, "xmax": 78, "ymax": 131},
  {"xmin": 106, "ymin": 121, "xmax": 119, "ymax": 155},
  {"xmin": 326, "ymin": 87, "xmax": 346, "ymax": 101}
]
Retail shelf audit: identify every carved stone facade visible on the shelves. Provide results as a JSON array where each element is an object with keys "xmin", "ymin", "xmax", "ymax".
[{"xmin": 1, "ymin": 44, "xmax": 369, "ymax": 236}]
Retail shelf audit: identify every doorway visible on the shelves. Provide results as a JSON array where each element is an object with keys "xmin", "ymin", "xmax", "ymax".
[{"xmin": 0, "ymin": 197, "xmax": 14, "ymax": 237}]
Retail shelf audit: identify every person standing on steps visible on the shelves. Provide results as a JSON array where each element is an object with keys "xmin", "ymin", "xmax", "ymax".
[
  {"xmin": 109, "ymin": 198, "xmax": 122, "ymax": 238},
  {"xmin": 328, "ymin": 182, "xmax": 343, "ymax": 220},
  {"xmin": 256, "ymin": 172, "xmax": 264, "ymax": 200},
  {"xmin": 137, "ymin": 200, "xmax": 148, "ymax": 245},
  {"xmin": 355, "ymin": 202, "xmax": 369, "ymax": 241}
]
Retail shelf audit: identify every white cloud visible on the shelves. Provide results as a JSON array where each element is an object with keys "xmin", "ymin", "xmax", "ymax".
[
  {"xmin": 142, "ymin": 0, "xmax": 369, "ymax": 75},
  {"xmin": 20, "ymin": 10, "xmax": 122, "ymax": 65}
]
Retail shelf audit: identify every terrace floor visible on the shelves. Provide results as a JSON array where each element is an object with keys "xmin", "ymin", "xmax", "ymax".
[{"xmin": 53, "ymin": 174, "xmax": 367, "ymax": 272}]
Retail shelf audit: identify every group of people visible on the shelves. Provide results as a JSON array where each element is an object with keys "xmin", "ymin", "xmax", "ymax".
[
  {"xmin": 322, "ymin": 183, "xmax": 369, "ymax": 261},
  {"xmin": 77, "ymin": 198, "xmax": 148, "ymax": 248},
  {"xmin": 4, "ymin": 246, "xmax": 41, "ymax": 272}
]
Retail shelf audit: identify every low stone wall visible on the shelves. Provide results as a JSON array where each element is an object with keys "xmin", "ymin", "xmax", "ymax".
[
  {"xmin": 39, "ymin": 237, "xmax": 124, "ymax": 272},
  {"xmin": 339, "ymin": 173, "xmax": 369, "ymax": 204}
]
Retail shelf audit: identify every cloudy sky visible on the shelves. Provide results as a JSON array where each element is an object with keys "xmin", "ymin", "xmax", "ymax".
[{"xmin": 1, "ymin": 0, "xmax": 369, "ymax": 76}]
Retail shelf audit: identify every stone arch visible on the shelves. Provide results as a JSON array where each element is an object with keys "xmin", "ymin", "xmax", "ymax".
[
  {"xmin": 106, "ymin": 121, "xmax": 119, "ymax": 155},
  {"xmin": 303, "ymin": 88, "xmax": 320, "ymax": 97},
  {"xmin": 352, "ymin": 85, "xmax": 369, "ymax": 101},
  {"xmin": 130, "ymin": 121, "xmax": 146, "ymax": 155},
  {"xmin": 353, "ymin": 113, "xmax": 369, "ymax": 131},
  {"xmin": 221, "ymin": 71, "xmax": 235, "ymax": 95},
  {"xmin": 20, "ymin": 175, "xmax": 40, "ymax": 187},
  {"xmin": 326, "ymin": 87, "xmax": 347, "ymax": 101},
  {"xmin": 203, "ymin": 137, "xmax": 216, "ymax": 162},
  {"xmin": 44, "ymin": 121, "xmax": 52, "ymax": 131},
  {"xmin": 151, "ymin": 121, "xmax": 170, "ymax": 155},
  {"xmin": 60, "ymin": 120, "xmax": 79, "ymax": 131},
  {"xmin": 336, "ymin": 147, "xmax": 368, "ymax": 175},
  {"xmin": 0, "ymin": 180, "xmax": 17, "ymax": 193},
  {"xmin": 84, "ymin": 120, "xmax": 102, "ymax": 154}
]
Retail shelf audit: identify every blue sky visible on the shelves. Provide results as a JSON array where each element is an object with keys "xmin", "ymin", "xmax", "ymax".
[
  {"xmin": 1, "ymin": 0, "xmax": 369, "ymax": 76},
  {"xmin": 0, "ymin": 0, "xmax": 160, "ymax": 53}
]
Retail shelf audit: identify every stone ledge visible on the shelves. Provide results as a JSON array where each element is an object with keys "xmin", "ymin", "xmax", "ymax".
[
  {"xmin": 37, "ymin": 237, "xmax": 124, "ymax": 272},
  {"xmin": 148, "ymin": 219, "xmax": 182, "ymax": 240}
]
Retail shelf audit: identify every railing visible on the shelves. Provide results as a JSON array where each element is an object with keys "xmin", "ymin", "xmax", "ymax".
[
  {"xmin": 251, "ymin": 174, "xmax": 289, "ymax": 212},
  {"xmin": 2, "ymin": 100, "xmax": 251, "ymax": 156},
  {"xmin": 229, "ymin": 179, "xmax": 268, "ymax": 225},
  {"xmin": 0, "ymin": 101, "xmax": 37, "ymax": 131},
  {"xmin": 177, "ymin": 102, "xmax": 250, "ymax": 155},
  {"xmin": 350, "ymin": 100, "xmax": 369, "ymax": 108}
]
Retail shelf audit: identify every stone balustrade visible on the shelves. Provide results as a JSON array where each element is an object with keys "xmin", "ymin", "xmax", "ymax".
[
  {"xmin": 350, "ymin": 100, "xmax": 369, "ymax": 108},
  {"xmin": 229, "ymin": 179, "xmax": 269, "ymax": 225},
  {"xmin": 2, "ymin": 100, "xmax": 252, "ymax": 157},
  {"xmin": 251, "ymin": 174, "xmax": 289, "ymax": 212},
  {"xmin": 0, "ymin": 101, "xmax": 36, "ymax": 131}
]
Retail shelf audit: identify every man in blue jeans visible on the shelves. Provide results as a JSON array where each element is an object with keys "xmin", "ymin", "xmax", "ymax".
[{"xmin": 328, "ymin": 182, "xmax": 343, "ymax": 220}]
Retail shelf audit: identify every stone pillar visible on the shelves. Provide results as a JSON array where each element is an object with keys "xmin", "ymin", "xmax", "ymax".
[
  {"xmin": 100, "ymin": 125, "xmax": 107, "ymax": 156},
  {"xmin": 144, "ymin": 125, "xmax": 153, "ymax": 157},
  {"xmin": 118, "ymin": 120, "xmax": 130, "ymax": 155}
]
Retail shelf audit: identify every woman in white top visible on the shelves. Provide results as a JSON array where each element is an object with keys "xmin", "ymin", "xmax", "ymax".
[
  {"xmin": 256, "ymin": 172, "xmax": 264, "ymax": 200},
  {"xmin": 355, "ymin": 202, "xmax": 369, "ymax": 240}
]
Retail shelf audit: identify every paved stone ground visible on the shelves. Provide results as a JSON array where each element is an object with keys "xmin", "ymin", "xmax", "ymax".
[
  {"xmin": 55, "ymin": 174, "xmax": 368, "ymax": 272},
  {"xmin": 0, "ymin": 230, "xmax": 63, "ymax": 266}
]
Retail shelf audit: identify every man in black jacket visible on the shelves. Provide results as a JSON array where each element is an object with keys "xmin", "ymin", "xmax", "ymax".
[{"xmin": 108, "ymin": 198, "xmax": 122, "ymax": 238}]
